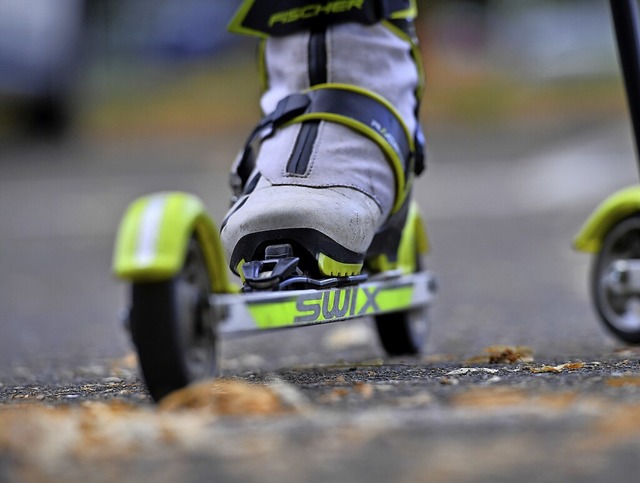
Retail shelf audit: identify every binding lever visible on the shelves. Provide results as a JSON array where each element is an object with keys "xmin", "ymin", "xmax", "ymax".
[
  {"xmin": 242, "ymin": 244, "xmax": 300, "ymax": 290},
  {"xmin": 242, "ymin": 243, "xmax": 369, "ymax": 291}
]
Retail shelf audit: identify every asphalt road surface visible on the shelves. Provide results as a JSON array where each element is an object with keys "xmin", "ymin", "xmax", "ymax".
[{"xmin": 2, "ymin": 120, "xmax": 640, "ymax": 482}]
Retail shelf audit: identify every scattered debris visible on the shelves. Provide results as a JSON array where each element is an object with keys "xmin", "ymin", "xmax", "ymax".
[
  {"xmin": 354, "ymin": 382, "xmax": 374, "ymax": 400},
  {"xmin": 319, "ymin": 381, "xmax": 376, "ymax": 403},
  {"xmin": 451, "ymin": 388, "xmax": 578, "ymax": 410},
  {"xmin": 438, "ymin": 377, "xmax": 460, "ymax": 386},
  {"xmin": 320, "ymin": 387, "xmax": 351, "ymax": 403},
  {"xmin": 446, "ymin": 368, "xmax": 500, "ymax": 376},
  {"xmin": 158, "ymin": 379, "xmax": 293, "ymax": 416},
  {"xmin": 451, "ymin": 388, "xmax": 529, "ymax": 408},
  {"xmin": 394, "ymin": 392, "xmax": 433, "ymax": 407},
  {"xmin": 612, "ymin": 347, "xmax": 640, "ymax": 359},
  {"xmin": 581, "ymin": 403, "xmax": 640, "ymax": 451},
  {"xmin": 605, "ymin": 375, "xmax": 640, "ymax": 387},
  {"xmin": 529, "ymin": 362, "xmax": 585, "ymax": 374},
  {"xmin": 466, "ymin": 345, "xmax": 534, "ymax": 365}
]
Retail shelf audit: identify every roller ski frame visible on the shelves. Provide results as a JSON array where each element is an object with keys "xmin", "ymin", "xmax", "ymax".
[
  {"xmin": 574, "ymin": 0, "xmax": 640, "ymax": 343},
  {"xmin": 113, "ymin": 192, "xmax": 436, "ymax": 401}
]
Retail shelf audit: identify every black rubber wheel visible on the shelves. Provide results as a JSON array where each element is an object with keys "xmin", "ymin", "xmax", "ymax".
[
  {"xmin": 129, "ymin": 237, "xmax": 217, "ymax": 401},
  {"xmin": 592, "ymin": 215, "xmax": 640, "ymax": 344},
  {"xmin": 374, "ymin": 254, "xmax": 430, "ymax": 355}
]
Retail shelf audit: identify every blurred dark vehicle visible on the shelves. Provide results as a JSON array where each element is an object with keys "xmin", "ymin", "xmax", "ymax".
[{"xmin": 0, "ymin": 0, "xmax": 86, "ymax": 139}]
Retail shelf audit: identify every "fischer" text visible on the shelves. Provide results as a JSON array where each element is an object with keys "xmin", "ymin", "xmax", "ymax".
[{"xmin": 268, "ymin": 1, "xmax": 365, "ymax": 27}]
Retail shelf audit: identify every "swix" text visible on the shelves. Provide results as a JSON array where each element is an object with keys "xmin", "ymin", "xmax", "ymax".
[{"xmin": 294, "ymin": 286, "xmax": 380, "ymax": 324}]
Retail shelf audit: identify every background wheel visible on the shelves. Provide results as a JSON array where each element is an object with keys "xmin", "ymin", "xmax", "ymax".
[
  {"xmin": 592, "ymin": 215, "xmax": 640, "ymax": 344},
  {"xmin": 374, "ymin": 254, "xmax": 430, "ymax": 356},
  {"xmin": 129, "ymin": 237, "xmax": 217, "ymax": 401}
]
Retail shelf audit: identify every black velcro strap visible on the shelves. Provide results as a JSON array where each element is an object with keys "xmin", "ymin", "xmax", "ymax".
[
  {"xmin": 230, "ymin": 86, "xmax": 416, "ymax": 197},
  {"xmin": 306, "ymin": 87, "xmax": 412, "ymax": 172},
  {"xmin": 229, "ymin": 0, "xmax": 414, "ymax": 38},
  {"xmin": 230, "ymin": 94, "xmax": 311, "ymax": 196},
  {"xmin": 256, "ymin": 93, "xmax": 312, "ymax": 137}
]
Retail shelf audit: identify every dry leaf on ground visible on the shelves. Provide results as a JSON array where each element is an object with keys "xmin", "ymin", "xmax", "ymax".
[
  {"xmin": 158, "ymin": 379, "xmax": 292, "ymax": 416},
  {"xmin": 529, "ymin": 362, "xmax": 585, "ymax": 374},
  {"xmin": 605, "ymin": 375, "xmax": 640, "ymax": 387},
  {"xmin": 465, "ymin": 345, "xmax": 534, "ymax": 365},
  {"xmin": 451, "ymin": 387, "xmax": 578, "ymax": 410}
]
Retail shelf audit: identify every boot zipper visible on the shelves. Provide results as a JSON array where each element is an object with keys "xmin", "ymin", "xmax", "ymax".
[
  {"xmin": 286, "ymin": 29, "xmax": 326, "ymax": 175},
  {"xmin": 308, "ymin": 28, "xmax": 327, "ymax": 86},
  {"xmin": 286, "ymin": 121, "xmax": 320, "ymax": 175}
]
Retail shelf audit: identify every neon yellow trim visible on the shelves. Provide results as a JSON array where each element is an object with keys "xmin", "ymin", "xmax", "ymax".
[
  {"xmin": 377, "ymin": 285, "xmax": 413, "ymax": 310},
  {"xmin": 412, "ymin": 202, "xmax": 430, "ymax": 255},
  {"xmin": 317, "ymin": 253, "xmax": 363, "ymax": 276},
  {"xmin": 248, "ymin": 299, "xmax": 300, "ymax": 329},
  {"xmin": 267, "ymin": 0, "xmax": 368, "ymax": 29},
  {"xmin": 236, "ymin": 259, "xmax": 247, "ymax": 282},
  {"xmin": 308, "ymin": 83, "xmax": 414, "ymax": 150},
  {"xmin": 227, "ymin": 0, "xmax": 269, "ymax": 38},
  {"xmin": 247, "ymin": 283, "xmax": 414, "ymax": 329},
  {"xmin": 390, "ymin": 0, "xmax": 417, "ymax": 19},
  {"xmin": 366, "ymin": 254, "xmax": 397, "ymax": 273},
  {"xmin": 401, "ymin": 176, "xmax": 414, "ymax": 212},
  {"xmin": 366, "ymin": 201, "xmax": 429, "ymax": 274},
  {"xmin": 229, "ymin": 0, "xmax": 413, "ymax": 38},
  {"xmin": 397, "ymin": 201, "xmax": 429, "ymax": 272},
  {"xmin": 112, "ymin": 192, "xmax": 235, "ymax": 293},
  {"xmin": 574, "ymin": 186, "xmax": 640, "ymax": 253},
  {"xmin": 196, "ymin": 213, "xmax": 237, "ymax": 293},
  {"xmin": 413, "ymin": 41, "xmax": 426, "ymax": 103},
  {"xmin": 258, "ymin": 40, "xmax": 268, "ymax": 92}
]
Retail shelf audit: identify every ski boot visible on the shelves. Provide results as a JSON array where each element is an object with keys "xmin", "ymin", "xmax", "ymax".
[
  {"xmin": 220, "ymin": 0, "xmax": 434, "ymax": 351},
  {"xmin": 112, "ymin": 0, "xmax": 437, "ymax": 402}
]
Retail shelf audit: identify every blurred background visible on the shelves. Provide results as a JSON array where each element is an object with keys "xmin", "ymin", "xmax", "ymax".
[
  {"xmin": 0, "ymin": 0, "xmax": 635, "ymax": 374},
  {"xmin": 0, "ymin": 0, "xmax": 624, "ymax": 142}
]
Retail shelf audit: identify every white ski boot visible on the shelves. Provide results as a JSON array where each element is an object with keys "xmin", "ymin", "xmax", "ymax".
[{"xmin": 222, "ymin": 0, "xmax": 425, "ymax": 277}]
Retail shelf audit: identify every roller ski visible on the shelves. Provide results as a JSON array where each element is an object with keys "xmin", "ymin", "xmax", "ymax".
[
  {"xmin": 112, "ymin": 0, "xmax": 437, "ymax": 402},
  {"xmin": 575, "ymin": 0, "xmax": 640, "ymax": 344}
]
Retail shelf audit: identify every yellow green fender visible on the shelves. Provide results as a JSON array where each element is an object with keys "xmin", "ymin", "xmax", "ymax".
[
  {"xmin": 574, "ymin": 185, "xmax": 640, "ymax": 253},
  {"xmin": 112, "ymin": 192, "xmax": 236, "ymax": 293}
]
